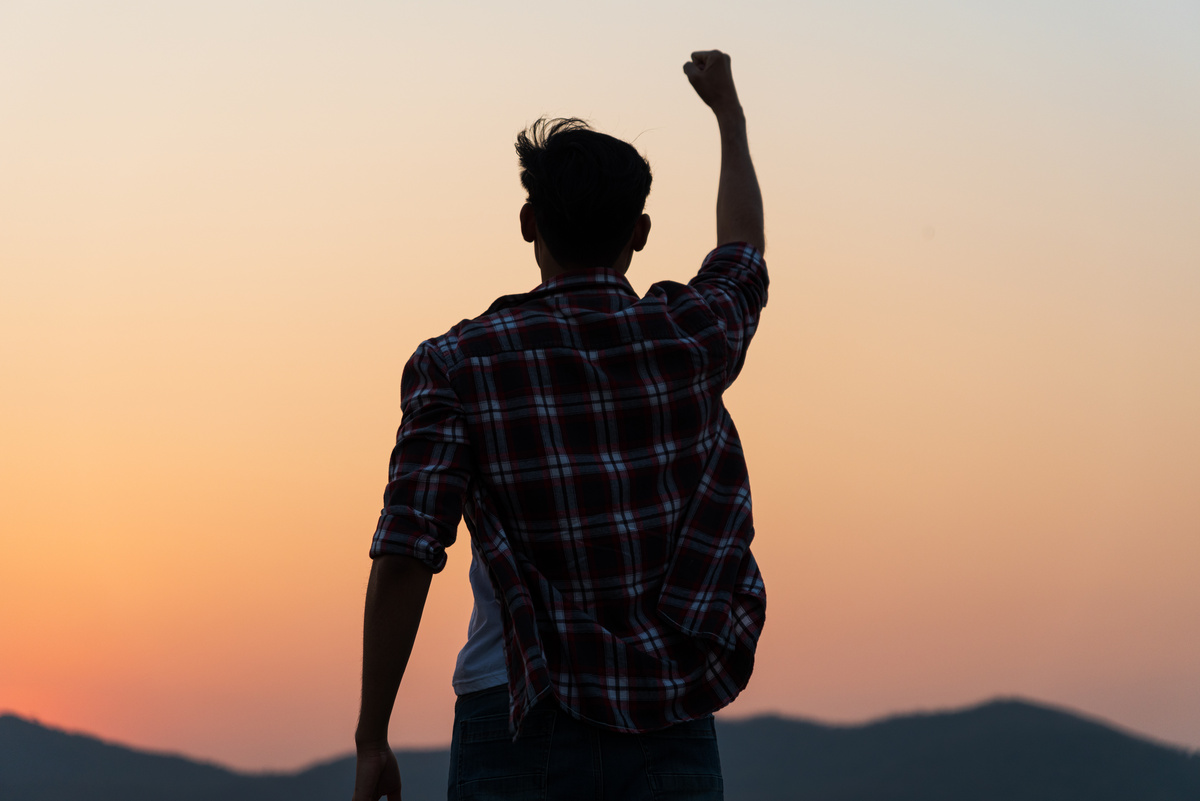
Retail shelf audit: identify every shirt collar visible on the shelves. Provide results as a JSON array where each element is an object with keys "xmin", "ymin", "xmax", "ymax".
[{"xmin": 487, "ymin": 269, "xmax": 637, "ymax": 314}]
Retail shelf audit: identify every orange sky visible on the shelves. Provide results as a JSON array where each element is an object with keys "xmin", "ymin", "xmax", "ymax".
[{"xmin": 2, "ymin": 0, "xmax": 1198, "ymax": 771}]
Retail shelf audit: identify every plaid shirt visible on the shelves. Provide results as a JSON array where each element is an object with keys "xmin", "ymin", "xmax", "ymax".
[{"xmin": 372, "ymin": 242, "xmax": 768, "ymax": 734}]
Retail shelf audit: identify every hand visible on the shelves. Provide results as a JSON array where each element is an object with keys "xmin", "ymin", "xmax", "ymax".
[
  {"xmin": 351, "ymin": 743, "xmax": 402, "ymax": 801},
  {"xmin": 683, "ymin": 50, "xmax": 741, "ymax": 115}
]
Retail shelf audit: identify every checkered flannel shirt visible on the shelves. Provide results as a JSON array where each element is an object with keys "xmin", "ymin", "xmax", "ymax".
[{"xmin": 372, "ymin": 242, "xmax": 768, "ymax": 734}]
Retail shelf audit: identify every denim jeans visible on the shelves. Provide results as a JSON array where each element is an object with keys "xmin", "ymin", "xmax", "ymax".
[{"xmin": 447, "ymin": 686, "xmax": 724, "ymax": 801}]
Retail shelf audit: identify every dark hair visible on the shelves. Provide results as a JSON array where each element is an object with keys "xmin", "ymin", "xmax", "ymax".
[{"xmin": 516, "ymin": 118, "xmax": 652, "ymax": 270}]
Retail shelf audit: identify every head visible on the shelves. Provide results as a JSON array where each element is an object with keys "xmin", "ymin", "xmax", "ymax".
[{"xmin": 516, "ymin": 118, "xmax": 652, "ymax": 276}]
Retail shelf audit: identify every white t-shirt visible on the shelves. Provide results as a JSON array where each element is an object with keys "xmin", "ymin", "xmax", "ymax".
[{"xmin": 451, "ymin": 540, "xmax": 508, "ymax": 694}]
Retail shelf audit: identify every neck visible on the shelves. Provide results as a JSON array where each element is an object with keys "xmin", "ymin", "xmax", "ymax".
[{"xmin": 536, "ymin": 241, "xmax": 632, "ymax": 284}]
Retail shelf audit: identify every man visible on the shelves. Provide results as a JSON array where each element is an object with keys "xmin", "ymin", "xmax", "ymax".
[{"xmin": 353, "ymin": 50, "xmax": 767, "ymax": 801}]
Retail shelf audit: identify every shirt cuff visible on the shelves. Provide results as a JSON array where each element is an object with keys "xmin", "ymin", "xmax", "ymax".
[{"xmin": 370, "ymin": 510, "xmax": 450, "ymax": 573}]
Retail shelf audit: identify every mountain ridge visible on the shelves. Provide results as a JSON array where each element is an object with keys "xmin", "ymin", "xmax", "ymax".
[{"xmin": 3, "ymin": 698, "xmax": 1198, "ymax": 800}]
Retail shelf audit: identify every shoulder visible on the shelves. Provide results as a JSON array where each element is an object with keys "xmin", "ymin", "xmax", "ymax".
[{"xmin": 413, "ymin": 299, "xmax": 542, "ymax": 372}]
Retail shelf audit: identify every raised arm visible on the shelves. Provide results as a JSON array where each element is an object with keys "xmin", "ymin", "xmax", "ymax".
[{"xmin": 684, "ymin": 50, "xmax": 765, "ymax": 253}]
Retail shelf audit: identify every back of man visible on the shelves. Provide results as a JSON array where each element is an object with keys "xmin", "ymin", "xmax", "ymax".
[{"xmin": 353, "ymin": 50, "xmax": 767, "ymax": 801}]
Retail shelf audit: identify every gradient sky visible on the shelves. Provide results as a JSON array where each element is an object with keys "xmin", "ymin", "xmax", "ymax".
[{"xmin": 2, "ymin": 0, "xmax": 1198, "ymax": 772}]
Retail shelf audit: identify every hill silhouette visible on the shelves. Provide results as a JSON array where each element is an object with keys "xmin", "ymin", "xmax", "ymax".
[{"xmin": 2, "ymin": 699, "xmax": 1197, "ymax": 800}]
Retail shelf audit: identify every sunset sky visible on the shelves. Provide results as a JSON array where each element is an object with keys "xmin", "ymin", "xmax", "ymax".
[{"xmin": 2, "ymin": 0, "xmax": 1198, "ymax": 772}]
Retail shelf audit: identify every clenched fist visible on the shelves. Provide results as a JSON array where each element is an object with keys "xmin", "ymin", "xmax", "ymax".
[{"xmin": 683, "ymin": 50, "xmax": 741, "ymax": 115}]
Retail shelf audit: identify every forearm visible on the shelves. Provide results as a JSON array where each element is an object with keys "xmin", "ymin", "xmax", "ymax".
[
  {"xmin": 355, "ymin": 554, "xmax": 433, "ymax": 747},
  {"xmin": 715, "ymin": 107, "xmax": 764, "ymax": 252}
]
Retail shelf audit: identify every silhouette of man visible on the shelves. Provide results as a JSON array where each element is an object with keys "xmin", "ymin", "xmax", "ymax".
[{"xmin": 352, "ymin": 50, "xmax": 767, "ymax": 801}]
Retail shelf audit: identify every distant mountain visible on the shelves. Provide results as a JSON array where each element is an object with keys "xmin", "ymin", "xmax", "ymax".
[
  {"xmin": 0, "ymin": 712, "xmax": 446, "ymax": 801},
  {"xmin": 2, "ymin": 699, "xmax": 1198, "ymax": 800},
  {"xmin": 718, "ymin": 699, "xmax": 1200, "ymax": 801}
]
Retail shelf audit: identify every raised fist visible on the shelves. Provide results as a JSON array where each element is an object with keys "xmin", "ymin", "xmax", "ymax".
[{"xmin": 683, "ymin": 50, "xmax": 740, "ymax": 114}]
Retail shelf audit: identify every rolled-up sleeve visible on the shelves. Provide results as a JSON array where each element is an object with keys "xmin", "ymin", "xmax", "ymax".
[
  {"xmin": 688, "ymin": 243, "xmax": 769, "ymax": 387},
  {"xmin": 370, "ymin": 341, "xmax": 471, "ymax": 572}
]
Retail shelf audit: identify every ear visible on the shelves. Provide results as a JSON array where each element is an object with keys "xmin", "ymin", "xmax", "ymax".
[
  {"xmin": 520, "ymin": 203, "xmax": 537, "ymax": 243},
  {"xmin": 631, "ymin": 214, "xmax": 651, "ymax": 252}
]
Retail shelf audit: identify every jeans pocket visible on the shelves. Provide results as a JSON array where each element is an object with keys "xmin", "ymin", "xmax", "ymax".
[
  {"xmin": 642, "ymin": 716, "xmax": 724, "ymax": 801},
  {"xmin": 455, "ymin": 711, "xmax": 554, "ymax": 801}
]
